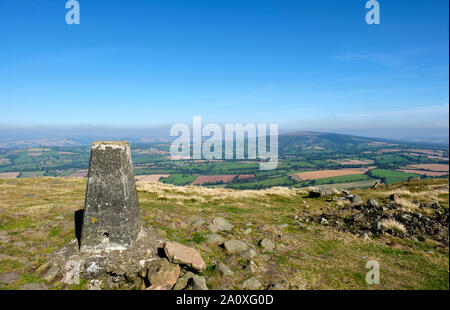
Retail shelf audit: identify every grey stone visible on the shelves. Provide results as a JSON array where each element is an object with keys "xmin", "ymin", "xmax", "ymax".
[
  {"xmin": 43, "ymin": 265, "xmax": 60, "ymax": 282},
  {"xmin": 239, "ymin": 248, "xmax": 257, "ymax": 260},
  {"xmin": 191, "ymin": 275, "xmax": 208, "ymax": 290},
  {"xmin": 173, "ymin": 272, "xmax": 195, "ymax": 290},
  {"xmin": 19, "ymin": 282, "xmax": 49, "ymax": 290},
  {"xmin": 191, "ymin": 219, "xmax": 206, "ymax": 229},
  {"xmin": 147, "ymin": 259, "xmax": 180, "ymax": 287},
  {"xmin": 164, "ymin": 241, "xmax": 206, "ymax": 271},
  {"xmin": 80, "ymin": 141, "xmax": 141, "ymax": 252},
  {"xmin": 309, "ymin": 188, "xmax": 335, "ymax": 198},
  {"xmin": 224, "ymin": 240, "xmax": 248, "ymax": 254},
  {"xmin": 245, "ymin": 260, "xmax": 258, "ymax": 273},
  {"xmin": 243, "ymin": 228, "xmax": 252, "ymax": 235},
  {"xmin": 366, "ymin": 199, "xmax": 379, "ymax": 208},
  {"xmin": 362, "ymin": 232, "xmax": 370, "ymax": 241},
  {"xmin": 209, "ymin": 217, "xmax": 234, "ymax": 233},
  {"xmin": 0, "ymin": 271, "xmax": 21, "ymax": 285},
  {"xmin": 206, "ymin": 233, "xmax": 225, "ymax": 245},
  {"xmin": 259, "ymin": 238, "xmax": 275, "ymax": 252},
  {"xmin": 425, "ymin": 201, "xmax": 441, "ymax": 209},
  {"xmin": 242, "ymin": 277, "xmax": 262, "ymax": 289},
  {"xmin": 216, "ymin": 262, "xmax": 234, "ymax": 276},
  {"xmin": 348, "ymin": 194, "xmax": 364, "ymax": 207}
]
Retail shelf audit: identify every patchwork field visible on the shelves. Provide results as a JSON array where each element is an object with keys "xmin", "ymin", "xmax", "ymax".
[
  {"xmin": 291, "ymin": 168, "xmax": 373, "ymax": 181},
  {"xmin": 406, "ymin": 164, "xmax": 449, "ymax": 172},
  {"xmin": 0, "ymin": 172, "xmax": 20, "ymax": 178},
  {"xmin": 62, "ymin": 169, "xmax": 88, "ymax": 178},
  {"xmin": 192, "ymin": 175, "xmax": 236, "ymax": 185},
  {"xmin": 397, "ymin": 170, "xmax": 448, "ymax": 177},
  {"xmin": 135, "ymin": 174, "xmax": 170, "ymax": 183},
  {"xmin": 369, "ymin": 169, "xmax": 419, "ymax": 185},
  {"xmin": 338, "ymin": 159, "xmax": 373, "ymax": 165},
  {"xmin": 237, "ymin": 174, "xmax": 256, "ymax": 180}
]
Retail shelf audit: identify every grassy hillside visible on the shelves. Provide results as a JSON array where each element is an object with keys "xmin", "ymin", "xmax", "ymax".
[{"xmin": 0, "ymin": 177, "xmax": 448, "ymax": 290}]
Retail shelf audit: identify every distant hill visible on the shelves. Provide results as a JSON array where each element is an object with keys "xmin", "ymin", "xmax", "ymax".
[{"xmin": 278, "ymin": 131, "xmax": 448, "ymax": 156}]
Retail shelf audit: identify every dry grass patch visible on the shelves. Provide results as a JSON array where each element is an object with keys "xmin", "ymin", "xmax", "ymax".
[
  {"xmin": 381, "ymin": 219, "xmax": 407, "ymax": 234},
  {"xmin": 137, "ymin": 182, "xmax": 306, "ymax": 202}
]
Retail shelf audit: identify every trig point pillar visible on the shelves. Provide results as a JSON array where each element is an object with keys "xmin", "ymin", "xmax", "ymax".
[{"xmin": 80, "ymin": 141, "xmax": 141, "ymax": 252}]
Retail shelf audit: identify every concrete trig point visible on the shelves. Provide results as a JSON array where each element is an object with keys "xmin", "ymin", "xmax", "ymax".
[{"xmin": 80, "ymin": 141, "xmax": 141, "ymax": 252}]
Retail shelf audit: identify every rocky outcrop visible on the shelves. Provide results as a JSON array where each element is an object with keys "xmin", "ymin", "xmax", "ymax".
[
  {"xmin": 164, "ymin": 241, "xmax": 206, "ymax": 271},
  {"xmin": 308, "ymin": 199, "xmax": 449, "ymax": 245},
  {"xmin": 47, "ymin": 227, "xmax": 209, "ymax": 290},
  {"xmin": 309, "ymin": 187, "xmax": 335, "ymax": 198}
]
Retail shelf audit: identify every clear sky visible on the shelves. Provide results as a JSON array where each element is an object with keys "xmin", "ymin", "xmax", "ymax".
[{"xmin": 0, "ymin": 0, "xmax": 448, "ymax": 140}]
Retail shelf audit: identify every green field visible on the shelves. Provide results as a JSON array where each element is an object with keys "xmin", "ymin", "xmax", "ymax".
[
  {"xmin": 160, "ymin": 174, "xmax": 197, "ymax": 186},
  {"xmin": 369, "ymin": 169, "xmax": 420, "ymax": 184},
  {"xmin": 19, "ymin": 171, "xmax": 45, "ymax": 178},
  {"xmin": 313, "ymin": 174, "xmax": 370, "ymax": 185},
  {"xmin": 227, "ymin": 175, "xmax": 297, "ymax": 189}
]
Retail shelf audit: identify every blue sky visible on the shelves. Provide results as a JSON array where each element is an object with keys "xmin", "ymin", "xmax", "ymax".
[{"xmin": 0, "ymin": 0, "xmax": 448, "ymax": 140}]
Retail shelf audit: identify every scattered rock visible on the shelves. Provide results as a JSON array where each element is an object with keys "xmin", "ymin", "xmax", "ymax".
[
  {"xmin": 239, "ymin": 248, "xmax": 257, "ymax": 260},
  {"xmin": 366, "ymin": 199, "xmax": 379, "ymax": 208},
  {"xmin": 209, "ymin": 217, "xmax": 234, "ymax": 233},
  {"xmin": 0, "ymin": 271, "xmax": 21, "ymax": 285},
  {"xmin": 191, "ymin": 275, "xmax": 208, "ymax": 290},
  {"xmin": 390, "ymin": 194, "xmax": 400, "ymax": 203},
  {"xmin": 371, "ymin": 182, "xmax": 385, "ymax": 189},
  {"xmin": 320, "ymin": 217, "xmax": 329, "ymax": 225},
  {"xmin": 309, "ymin": 187, "xmax": 335, "ymax": 198},
  {"xmin": 42, "ymin": 264, "xmax": 60, "ymax": 282},
  {"xmin": 19, "ymin": 282, "xmax": 49, "ymax": 290},
  {"xmin": 362, "ymin": 232, "xmax": 370, "ymax": 241},
  {"xmin": 216, "ymin": 262, "xmax": 234, "ymax": 276},
  {"xmin": 224, "ymin": 240, "xmax": 248, "ymax": 254},
  {"xmin": 173, "ymin": 272, "xmax": 195, "ymax": 290},
  {"xmin": 206, "ymin": 233, "xmax": 225, "ymax": 245},
  {"xmin": 425, "ymin": 201, "xmax": 441, "ymax": 209},
  {"xmin": 87, "ymin": 279, "xmax": 103, "ymax": 290},
  {"xmin": 348, "ymin": 194, "xmax": 364, "ymax": 207},
  {"xmin": 245, "ymin": 261, "xmax": 259, "ymax": 273},
  {"xmin": 164, "ymin": 242, "xmax": 206, "ymax": 271},
  {"xmin": 243, "ymin": 228, "xmax": 252, "ymax": 235},
  {"xmin": 242, "ymin": 277, "xmax": 262, "ymax": 290},
  {"xmin": 259, "ymin": 238, "xmax": 275, "ymax": 252},
  {"xmin": 147, "ymin": 259, "xmax": 180, "ymax": 287},
  {"xmin": 191, "ymin": 218, "xmax": 206, "ymax": 230}
]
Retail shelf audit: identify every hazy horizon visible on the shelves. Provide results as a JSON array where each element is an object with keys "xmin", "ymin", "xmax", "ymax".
[{"xmin": 1, "ymin": 1, "xmax": 449, "ymax": 143}]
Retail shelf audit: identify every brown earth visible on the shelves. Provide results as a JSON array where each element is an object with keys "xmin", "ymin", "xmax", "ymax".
[
  {"xmin": 398, "ymin": 170, "xmax": 448, "ymax": 177},
  {"xmin": 406, "ymin": 164, "xmax": 449, "ymax": 172},
  {"xmin": 135, "ymin": 174, "xmax": 170, "ymax": 183},
  {"xmin": 238, "ymin": 174, "xmax": 256, "ymax": 180},
  {"xmin": 292, "ymin": 168, "xmax": 374, "ymax": 181},
  {"xmin": 192, "ymin": 175, "xmax": 236, "ymax": 185},
  {"xmin": 0, "ymin": 172, "xmax": 20, "ymax": 178}
]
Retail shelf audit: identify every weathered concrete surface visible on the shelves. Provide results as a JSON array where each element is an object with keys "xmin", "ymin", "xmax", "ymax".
[
  {"xmin": 49, "ymin": 228, "xmax": 165, "ymax": 289},
  {"xmin": 80, "ymin": 141, "xmax": 141, "ymax": 252}
]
